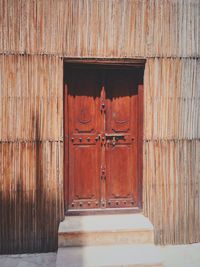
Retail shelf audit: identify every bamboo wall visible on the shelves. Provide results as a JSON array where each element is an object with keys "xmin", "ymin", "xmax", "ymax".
[
  {"xmin": 0, "ymin": 55, "xmax": 63, "ymax": 253},
  {"xmin": 0, "ymin": 0, "xmax": 199, "ymax": 253},
  {"xmin": 143, "ymin": 58, "xmax": 200, "ymax": 244},
  {"xmin": 0, "ymin": 0, "xmax": 199, "ymax": 57}
]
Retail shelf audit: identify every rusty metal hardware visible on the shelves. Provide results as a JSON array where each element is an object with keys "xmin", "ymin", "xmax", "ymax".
[
  {"xmin": 71, "ymin": 137, "xmax": 74, "ymax": 142},
  {"xmin": 101, "ymin": 169, "xmax": 106, "ymax": 179},
  {"xmin": 100, "ymin": 98, "xmax": 106, "ymax": 111},
  {"xmin": 105, "ymin": 133, "xmax": 125, "ymax": 138},
  {"xmin": 100, "ymin": 134, "xmax": 107, "ymax": 145},
  {"xmin": 105, "ymin": 134, "xmax": 125, "ymax": 146},
  {"xmin": 100, "ymin": 166, "xmax": 106, "ymax": 180},
  {"xmin": 87, "ymin": 137, "xmax": 90, "ymax": 142},
  {"xmin": 112, "ymin": 136, "xmax": 116, "ymax": 146},
  {"xmin": 95, "ymin": 134, "xmax": 101, "ymax": 141}
]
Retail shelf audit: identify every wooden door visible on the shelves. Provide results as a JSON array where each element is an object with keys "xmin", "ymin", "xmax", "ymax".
[
  {"xmin": 65, "ymin": 68, "xmax": 102, "ymax": 210},
  {"xmin": 104, "ymin": 70, "xmax": 139, "ymax": 208},
  {"xmin": 64, "ymin": 66, "xmax": 143, "ymax": 213}
]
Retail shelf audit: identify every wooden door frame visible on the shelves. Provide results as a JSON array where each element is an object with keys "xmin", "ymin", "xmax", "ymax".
[{"xmin": 63, "ymin": 58, "xmax": 145, "ymax": 215}]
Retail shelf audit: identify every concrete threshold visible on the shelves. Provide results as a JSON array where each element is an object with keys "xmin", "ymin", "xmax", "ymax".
[
  {"xmin": 58, "ymin": 214, "xmax": 154, "ymax": 247},
  {"xmin": 59, "ymin": 214, "xmax": 153, "ymax": 233}
]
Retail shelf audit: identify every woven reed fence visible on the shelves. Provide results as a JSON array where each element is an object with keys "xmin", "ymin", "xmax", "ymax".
[
  {"xmin": 0, "ymin": 0, "xmax": 199, "ymax": 57},
  {"xmin": 0, "ymin": 55, "xmax": 63, "ymax": 253},
  {"xmin": 0, "ymin": 0, "xmax": 200, "ymax": 253},
  {"xmin": 144, "ymin": 58, "xmax": 200, "ymax": 244}
]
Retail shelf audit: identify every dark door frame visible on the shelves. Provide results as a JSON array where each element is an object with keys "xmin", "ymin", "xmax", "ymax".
[{"xmin": 63, "ymin": 58, "xmax": 145, "ymax": 215}]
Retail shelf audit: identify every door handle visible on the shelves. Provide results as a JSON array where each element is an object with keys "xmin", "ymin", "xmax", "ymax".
[
  {"xmin": 105, "ymin": 134, "xmax": 125, "ymax": 146},
  {"xmin": 105, "ymin": 134, "xmax": 125, "ymax": 145}
]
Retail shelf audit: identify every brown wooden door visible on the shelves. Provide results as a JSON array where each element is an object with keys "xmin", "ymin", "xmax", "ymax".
[
  {"xmin": 64, "ymin": 66, "xmax": 143, "ymax": 213},
  {"xmin": 104, "ymin": 70, "xmax": 139, "ymax": 208}
]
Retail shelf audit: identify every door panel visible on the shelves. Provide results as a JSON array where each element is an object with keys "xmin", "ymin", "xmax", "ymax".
[
  {"xmin": 105, "ymin": 70, "xmax": 139, "ymax": 208},
  {"xmin": 109, "ymin": 146, "xmax": 132, "ymax": 197},
  {"xmin": 105, "ymin": 141, "xmax": 138, "ymax": 208},
  {"xmin": 70, "ymin": 145, "xmax": 100, "ymax": 209},
  {"xmin": 66, "ymin": 69, "xmax": 102, "ymax": 210}
]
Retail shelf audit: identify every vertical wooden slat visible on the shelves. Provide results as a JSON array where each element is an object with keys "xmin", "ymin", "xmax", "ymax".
[
  {"xmin": 0, "ymin": 0, "xmax": 199, "ymax": 57},
  {"xmin": 144, "ymin": 58, "xmax": 200, "ymax": 245},
  {"xmin": 0, "ymin": 55, "xmax": 63, "ymax": 253}
]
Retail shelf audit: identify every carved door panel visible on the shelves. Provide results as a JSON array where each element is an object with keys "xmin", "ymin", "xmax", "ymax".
[
  {"xmin": 66, "ymin": 68, "xmax": 102, "ymax": 210},
  {"xmin": 104, "ymin": 70, "xmax": 139, "ymax": 208},
  {"xmin": 65, "ymin": 66, "xmax": 143, "ymax": 213}
]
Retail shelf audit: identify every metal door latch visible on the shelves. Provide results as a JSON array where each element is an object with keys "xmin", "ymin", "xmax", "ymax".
[{"xmin": 112, "ymin": 136, "xmax": 116, "ymax": 146}]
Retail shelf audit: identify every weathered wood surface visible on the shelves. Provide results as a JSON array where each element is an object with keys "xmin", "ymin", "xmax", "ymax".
[
  {"xmin": 0, "ymin": 0, "xmax": 199, "ymax": 57},
  {"xmin": 0, "ymin": 55, "xmax": 63, "ymax": 253},
  {"xmin": 144, "ymin": 59, "xmax": 200, "ymax": 140},
  {"xmin": 143, "ymin": 58, "xmax": 200, "ymax": 244},
  {"xmin": 0, "ymin": 55, "xmax": 63, "ymax": 141},
  {"xmin": 144, "ymin": 140, "xmax": 200, "ymax": 244}
]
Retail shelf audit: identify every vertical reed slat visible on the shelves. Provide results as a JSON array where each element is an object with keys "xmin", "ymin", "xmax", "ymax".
[
  {"xmin": 144, "ymin": 58, "xmax": 200, "ymax": 245},
  {"xmin": 0, "ymin": 0, "xmax": 199, "ymax": 57},
  {"xmin": 0, "ymin": 55, "xmax": 63, "ymax": 253}
]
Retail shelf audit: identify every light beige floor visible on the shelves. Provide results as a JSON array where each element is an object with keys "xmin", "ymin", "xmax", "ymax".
[
  {"xmin": 0, "ymin": 243, "xmax": 200, "ymax": 267},
  {"xmin": 159, "ymin": 243, "xmax": 200, "ymax": 267}
]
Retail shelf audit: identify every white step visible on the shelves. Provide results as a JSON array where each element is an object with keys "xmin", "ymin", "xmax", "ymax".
[
  {"xmin": 58, "ymin": 214, "xmax": 154, "ymax": 247},
  {"xmin": 56, "ymin": 244, "xmax": 164, "ymax": 267}
]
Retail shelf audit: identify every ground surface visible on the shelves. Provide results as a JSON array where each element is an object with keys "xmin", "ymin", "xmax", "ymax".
[
  {"xmin": 0, "ymin": 243, "xmax": 200, "ymax": 267},
  {"xmin": 0, "ymin": 253, "xmax": 56, "ymax": 267}
]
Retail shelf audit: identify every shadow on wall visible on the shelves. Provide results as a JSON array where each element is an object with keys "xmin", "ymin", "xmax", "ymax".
[{"xmin": 0, "ymin": 114, "xmax": 63, "ymax": 254}]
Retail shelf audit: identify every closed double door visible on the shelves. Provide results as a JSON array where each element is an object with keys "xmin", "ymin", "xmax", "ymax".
[{"xmin": 64, "ymin": 66, "xmax": 143, "ymax": 213}]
